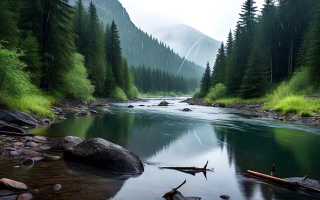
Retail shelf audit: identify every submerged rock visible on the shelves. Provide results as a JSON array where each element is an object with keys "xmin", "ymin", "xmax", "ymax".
[
  {"xmin": 53, "ymin": 184, "xmax": 62, "ymax": 191},
  {"xmin": 158, "ymin": 101, "xmax": 169, "ymax": 106},
  {"xmin": 90, "ymin": 110, "xmax": 99, "ymax": 115},
  {"xmin": 64, "ymin": 138, "xmax": 144, "ymax": 174},
  {"xmin": 128, "ymin": 105, "xmax": 134, "ymax": 108},
  {"xmin": 75, "ymin": 111, "xmax": 88, "ymax": 117},
  {"xmin": 0, "ymin": 109, "xmax": 38, "ymax": 127},
  {"xmin": 0, "ymin": 178, "xmax": 28, "ymax": 191},
  {"xmin": 165, "ymin": 191, "xmax": 201, "ymax": 200},
  {"xmin": 54, "ymin": 136, "xmax": 85, "ymax": 151},
  {"xmin": 220, "ymin": 195, "xmax": 230, "ymax": 199}
]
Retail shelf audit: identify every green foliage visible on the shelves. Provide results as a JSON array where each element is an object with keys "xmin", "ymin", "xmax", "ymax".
[
  {"xmin": 205, "ymin": 84, "xmax": 227, "ymax": 102},
  {"xmin": 0, "ymin": 141, "xmax": 4, "ymax": 148},
  {"xmin": 19, "ymin": 32, "xmax": 42, "ymax": 87},
  {"xmin": 0, "ymin": 45, "xmax": 36, "ymax": 96},
  {"xmin": 110, "ymin": 87, "xmax": 128, "ymax": 101},
  {"xmin": 62, "ymin": 53, "xmax": 94, "ymax": 101},
  {"xmin": 300, "ymin": 110, "xmax": 313, "ymax": 117},
  {"xmin": 0, "ymin": 1, "xmax": 19, "ymax": 48},
  {"xmin": 271, "ymin": 96, "xmax": 320, "ymax": 115}
]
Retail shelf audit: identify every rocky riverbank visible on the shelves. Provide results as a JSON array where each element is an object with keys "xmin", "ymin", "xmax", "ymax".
[{"xmin": 183, "ymin": 98, "xmax": 320, "ymax": 125}]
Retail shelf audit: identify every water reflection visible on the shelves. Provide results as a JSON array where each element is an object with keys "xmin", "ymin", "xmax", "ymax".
[{"xmin": 19, "ymin": 100, "xmax": 320, "ymax": 199}]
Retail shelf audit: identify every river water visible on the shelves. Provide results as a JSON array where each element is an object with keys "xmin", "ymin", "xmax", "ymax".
[{"xmin": 1, "ymin": 97, "xmax": 320, "ymax": 200}]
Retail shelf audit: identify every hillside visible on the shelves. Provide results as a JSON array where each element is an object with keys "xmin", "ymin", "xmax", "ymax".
[
  {"xmin": 69, "ymin": 0, "xmax": 204, "ymax": 79},
  {"xmin": 154, "ymin": 24, "xmax": 221, "ymax": 67}
]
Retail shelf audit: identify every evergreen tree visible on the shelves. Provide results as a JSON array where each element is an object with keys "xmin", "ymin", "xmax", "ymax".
[
  {"xmin": 85, "ymin": 2, "xmax": 106, "ymax": 95},
  {"xmin": 0, "ymin": 1, "xmax": 19, "ymax": 49},
  {"xmin": 19, "ymin": 32, "xmax": 42, "ymax": 87},
  {"xmin": 226, "ymin": 30, "xmax": 233, "ymax": 58},
  {"xmin": 74, "ymin": 0, "xmax": 88, "ymax": 54},
  {"xmin": 199, "ymin": 62, "xmax": 211, "ymax": 97},
  {"xmin": 211, "ymin": 42, "xmax": 226, "ymax": 86},
  {"xmin": 105, "ymin": 20, "xmax": 123, "ymax": 88}
]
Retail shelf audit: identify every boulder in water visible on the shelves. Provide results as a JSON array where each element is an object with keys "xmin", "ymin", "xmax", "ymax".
[
  {"xmin": 128, "ymin": 105, "xmax": 134, "ymax": 108},
  {"xmin": 75, "ymin": 111, "xmax": 88, "ymax": 117},
  {"xmin": 64, "ymin": 138, "xmax": 144, "ymax": 174},
  {"xmin": 54, "ymin": 136, "xmax": 85, "ymax": 151},
  {"xmin": 158, "ymin": 101, "xmax": 169, "ymax": 106},
  {"xmin": 182, "ymin": 108, "xmax": 192, "ymax": 112}
]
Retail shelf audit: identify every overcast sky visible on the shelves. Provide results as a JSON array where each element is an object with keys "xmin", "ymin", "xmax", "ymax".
[{"xmin": 118, "ymin": 0, "xmax": 265, "ymax": 42}]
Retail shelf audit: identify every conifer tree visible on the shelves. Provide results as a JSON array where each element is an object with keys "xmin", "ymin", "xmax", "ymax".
[
  {"xmin": 0, "ymin": 1, "xmax": 19, "ymax": 49},
  {"xmin": 199, "ymin": 62, "xmax": 211, "ymax": 97},
  {"xmin": 105, "ymin": 20, "xmax": 123, "ymax": 88},
  {"xmin": 74, "ymin": 0, "xmax": 88, "ymax": 54},
  {"xmin": 226, "ymin": 30, "xmax": 233, "ymax": 58},
  {"xmin": 211, "ymin": 42, "xmax": 226, "ymax": 86}
]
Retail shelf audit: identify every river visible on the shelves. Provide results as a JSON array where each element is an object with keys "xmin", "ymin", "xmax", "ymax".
[{"xmin": 1, "ymin": 97, "xmax": 320, "ymax": 200}]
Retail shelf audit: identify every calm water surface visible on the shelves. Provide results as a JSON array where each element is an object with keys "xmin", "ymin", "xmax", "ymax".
[{"xmin": 1, "ymin": 97, "xmax": 320, "ymax": 200}]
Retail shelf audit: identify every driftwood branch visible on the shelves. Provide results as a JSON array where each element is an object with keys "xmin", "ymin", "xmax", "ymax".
[
  {"xmin": 163, "ymin": 180, "xmax": 186, "ymax": 198},
  {"xmin": 247, "ymin": 170, "xmax": 320, "ymax": 194},
  {"xmin": 160, "ymin": 161, "xmax": 209, "ymax": 171}
]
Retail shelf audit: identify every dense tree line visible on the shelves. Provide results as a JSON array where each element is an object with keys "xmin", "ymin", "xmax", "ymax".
[
  {"xmin": 131, "ymin": 66, "xmax": 199, "ymax": 94},
  {"xmin": 68, "ymin": 0, "xmax": 204, "ymax": 80},
  {"xmin": 200, "ymin": 0, "xmax": 319, "ymax": 99}
]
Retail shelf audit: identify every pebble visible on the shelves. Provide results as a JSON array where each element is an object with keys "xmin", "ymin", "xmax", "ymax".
[
  {"xmin": 0, "ymin": 178, "xmax": 28, "ymax": 190},
  {"xmin": 53, "ymin": 184, "xmax": 62, "ymax": 191},
  {"xmin": 13, "ymin": 142, "xmax": 23, "ymax": 146},
  {"xmin": 17, "ymin": 193, "xmax": 33, "ymax": 200},
  {"xmin": 26, "ymin": 142, "xmax": 39, "ymax": 148}
]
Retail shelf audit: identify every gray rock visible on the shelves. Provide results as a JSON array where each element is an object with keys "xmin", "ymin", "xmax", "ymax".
[
  {"xmin": 128, "ymin": 105, "xmax": 134, "ymax": 108},
  {"xmin": 182, "ymin": 108, "xmax": 192, "ymax": 112},
  {"xmin": 90, "ymin": 110, "xmax": 99, "ymax": 115},
  {"xmin": 34, "ymin": 136, "xmax": 47, "ymax": 141},
  {"xmin": 158, "ymin": 101, "xmax": 169, "ymax": 106},
  {"xmin": 0, "ymin": 109, "xmax": 38, "ymax": 127},
  {"xmin": 220, "ymin": 195, "xmax": 230, "ymax": 199},
  {"xmin": 17, "ymin": 193, "xmax": 33, "ymax": 200},
  {"xmin": 75, "ymin": 111, "xmax": 88, "ymax": 117},
  {"xmin": 0, "ymin": 120, "xmax": 5, "ymax": 125},
  {"xmin": 20, "ymin": 149, "xmax": 40, "ymax": 157},
  {"xmin": 54, "ymin": 136, "xmax": 85, "ymax": 151},
  {"xmin": 53, "ymin": 184, "xmax": 62, "ymax": 191},
  {"xmin": 165, "ymin": 191, "xmax": 201, "ymax": 200},
  {"xmin": 41, "ymin": 119, "xmax": 51, "ymax": 125},
  {"xmin": 64, "ymin": 138, "xmax": 144, "ymax": 174},
  {"xmin": 0, "ymin": 125, "xmax": 29, "ymax": 135},
  {"xmin": 57, "ymin": 116, "xmax": 66, "ymax": 120},
  {"xmin": 26, "ymin": 142, "xmax": 39, "ymax": 148},
  {"xmin": 0, "ymin": 178, "xmax": 28, "ymax": 191},
  {"xmin": 10, "ymin": 151, "xmax": 21, "ymax": 156}
]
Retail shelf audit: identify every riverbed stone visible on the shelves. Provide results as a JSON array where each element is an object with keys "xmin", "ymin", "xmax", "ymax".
[
  {"xmin": 53, "ymin": 184, "xmax": 62, "ymax": 191},
  {"xmin": 54, "ymin": 136, "xmax": 85, "ymax": 150},
  {"xmin": 75, "ymin": 111, "xmax": 88, "ymax": 117},
  {"xmin": 64, "ymin": 138, "xmax": 144, "ymax": 173},
  {"xmin": 0, "ymin": 178, "xmax": 28, "ymax": 191},
  {"xmin": 0, "ymin": 125, "xmax": 28, "ymax": 135},
  {"xmin": 26, "ymin": 142, "xmax": 39, "ymax": 148},
  {"xmin": 17, "ymin": 193, "xmax": 33, "ymax": 200},
  {"xmin": 90, "ymin": 110, "xmax": 99, "ymax": 115},
  {"xmin": 158, "ymin": 101, "xmax": 169, "ymax": 106},
  {"xmin": 182, "ymin": 108, "xmax": 192, "ymax": 112},
  {"xmin": 0, "ymin": 109, "xmax": 38, "ymax": 127}
]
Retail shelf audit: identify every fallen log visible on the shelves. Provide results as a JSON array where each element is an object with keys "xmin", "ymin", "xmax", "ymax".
[
  {"xmin": 163, "ymin": 180, "xmax": 186, "ymax": 198},
  {"xmin": 247, "ymin": 170, "xmax": 320, "ymax": 194}
]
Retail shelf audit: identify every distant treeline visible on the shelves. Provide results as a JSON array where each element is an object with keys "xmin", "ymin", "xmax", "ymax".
[
  {"xmin": 131, "ymin": 66, "xmax": 199, "ymax": 94},
  {"xmin": 199, "ymin": 0, "xmax": 320, "ymax": 99}
]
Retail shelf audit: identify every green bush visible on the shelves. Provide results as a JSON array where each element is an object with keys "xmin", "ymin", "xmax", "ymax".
[
  {"xmin": 62, "ymin": 53, "xmax": 94, "ymax": 101},
  {"xmin": 126, "ymin": 85, "xmax": 139, "ymax": 99},
  {"xmin": 205, "ymin": 83, "xmax": 227, "ymax": 102},
  {"xmin": 110, "ymin": 87, "xmax": 128, "ymax": 100},
  {"xmin": 300, "ymin": 110, "xmax": 313, "ymax": 117}
]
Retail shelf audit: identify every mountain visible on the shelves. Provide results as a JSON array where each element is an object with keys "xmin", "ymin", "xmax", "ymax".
[
  {"xmin": 154, "ymin": 24, "xmax": 221, "ymax": 67},
  {"xmin": 68, "ymin": 0, "xmax": 204, "ymax": 79}
]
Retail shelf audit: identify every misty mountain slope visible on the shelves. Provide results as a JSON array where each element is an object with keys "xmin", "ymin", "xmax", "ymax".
[
  {"xmin": 154, "ymin": 24, "xmax": 221, "ymax": 67},
  {"xmin": 69, "ymin": 0, "xmax": 204, "ymax": 79}
]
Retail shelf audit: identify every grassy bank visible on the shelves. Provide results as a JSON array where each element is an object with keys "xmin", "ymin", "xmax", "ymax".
[{"xmin": 203, "ymin": 68, "xmax": 320, "ymax": 117}]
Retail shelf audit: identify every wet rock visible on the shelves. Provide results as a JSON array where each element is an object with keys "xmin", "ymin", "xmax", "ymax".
[
  {"xmin": 52, "ymin": 107, "xmax": 63, "ymax": 113},
  {"xmin": 10, "ymin": 151, "xmax": 21, "ymax": 156},
  {"xmin": 0, "ymin": 109, "xmax": 38, "ymax": 127},
  {"xmin": 26, "ymin": 142, "xmax": 39, "ymax": 148},
  {"xmin": 182, "ymin": 108, "xmax": 192, "ymax": 112},
  {"xmin": 0, "ymin": 125, "xmax": 29, "ymax": 135},
  {"xmin": 32, "ymin": 157, "xmax": 45, "ymax": 162},
  {"xmin": 57, "ymin": 116, "xmax": 66, "ymax": 120},
  {"xmin": 43, "ymin": 154, "xmax": 60, "ymax": 161},
  {"xmin": 75, "ymin": 111, "xmax": 88, "ymax": 117},
  {"xmin": 17, "ymin": 193, "xmax": 33, "ymax": 200},
  {"xmin": 0, "ymin": 120, "xmax": 5, "ymax": 125},
  {"xmin": 158, "ymin": 101, "xmax": 169, "ymax": 106},
  {"xmin": 17, "ymin": 157, "xmax": 34, "ymax": 166},
  {"xmin": 220, "ymin": 195, "xmax": 230, "ymax": 199},
  {"xmin": 165, "ymin": 191, "xmax": 201, "ymax": 200},
  {"xmin": 53, "ymin": 184, "xmax": 62, "ymax": 191},
  {"xmin": 90, "ymin": 110, "xmax": 98, "ymax": 115},
  {"xmin": 41, "ymin": 119, "xmax": 51, "ymax": 125},
  {"xmin": 54, "ymin": 136, "xmax": 85, "ymax": 151},
  {"xmin": 139, "ymin": 105, "xmax": 145, "ymax": 107},
  {"xmin": 64, "ymin": 138, "xmax": 144, "ymax": 174},
  {"xmin": 34, "ymin": 136, "xmax": 47, "ymax": 141},
  {"xmin": 128, "ymin": 105, "xmax": 134, "ymax": 108},
  {"xmin": 20, "ymin": 149, "xmax": 40, "ymax": 157},
  {"xmin": 89, "ymin": 102, "xmax": 110, "ymax": 108},
  {"xmin": 14, "ymin": 142, "xmax": 24, "ymax": 147},
  {"xmin": 0, "ymin": 178, "xmax": 28, "ymax": 191}
]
